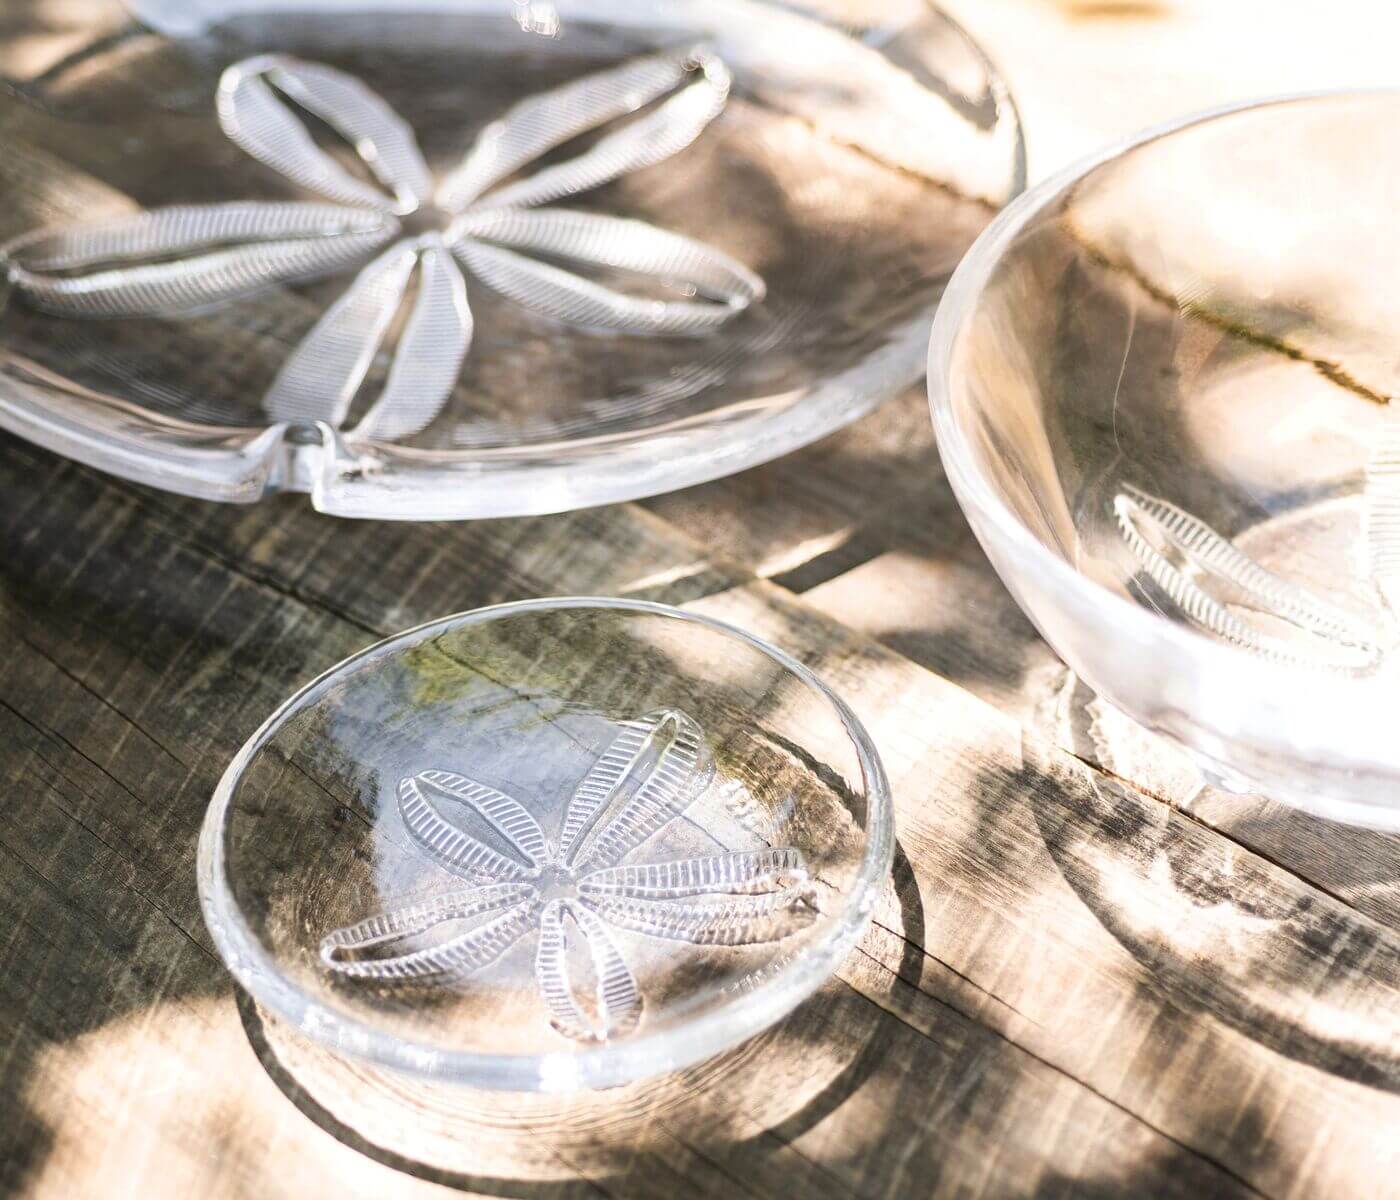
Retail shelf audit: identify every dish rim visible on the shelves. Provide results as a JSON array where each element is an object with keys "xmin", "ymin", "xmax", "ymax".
[{"xmin": 197, "ymin": 595, "xmax": 895, "ymax": 1091}]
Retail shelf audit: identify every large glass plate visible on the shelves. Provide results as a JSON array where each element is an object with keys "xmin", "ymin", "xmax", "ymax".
[{"xmin": 0, "ymin": 0, "xmax": 1022, "ymax": 517}]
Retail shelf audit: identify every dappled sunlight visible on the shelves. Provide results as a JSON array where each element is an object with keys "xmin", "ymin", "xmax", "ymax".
[
  {"xmin": 1069, "ymin": 98, "xmax": 1400, "ymax": 401},
  {"xmin": 617, "ymin": 558, "xmax": 715, "ymax": 597},
  {"xmin": 1093, "ymin": 837, "xmax": 1278, "ymax": 958},
  {"xmin": 7, "ymin": 3, "xmax": 1400, "ymax": 1198},
  {"xmin": 20, "ymin": 996, "xmax": 430, "ymax": 1200},
  {"xmin": 686, "ymin": 584, "xmax": 1400, "ymax": 1196}
]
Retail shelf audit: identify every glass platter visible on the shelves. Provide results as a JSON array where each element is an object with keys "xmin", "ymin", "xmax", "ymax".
[{"xmin": 0, "ymin": 0, "xmax": 1022, "ymax": 518}]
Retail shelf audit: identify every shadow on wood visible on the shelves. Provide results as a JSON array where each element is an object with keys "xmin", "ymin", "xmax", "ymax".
[{"xmin": 232, "ymin": 839, "xmax": 928, "ymax": 1195}]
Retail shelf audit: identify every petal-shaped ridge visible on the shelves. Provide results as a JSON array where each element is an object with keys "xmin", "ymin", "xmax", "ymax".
[
  {"xmin": 320, "ymin": 885, "xmax": 539, "ymax": 980},
  {"xmin": 454, "ymin": 240, "xmax": 746, "ymax": 336},
  {"xmin": 4, "ymin": 202, "xmax": 387, "ymax": 271},
  {"xmin": 580, "ymin": 848, "xmax": 807, "ymax": 899},
  {"xmin": 397, "ymin": 769, "xmax": 547, "ymax": 883},
  {"xmin": 558, "ymin": 708, "xmax": 713, "ymax": 871},
  {"xmin": 350, "ymin": 238, "xmax": 472, "ymax": 442},
  {"xmin": 534, "ymin": 899, "xmax": 642, "ymax": 1041},
  {"xmin": 583, "ymin": 881, "xmax": 819, "ymax": 947},
  {"xmin": 5, "ymin": 203, "xmax": 395, "ymax": 318},
  {"xmin": 453, "ymin": 206, "xmax": 763, "ymax": 315},
  {"xmin": 262, "ymin": 240, "xmax": 417, "ymax": 427},
  {"xmin": 219, "ymin": 54, "xmax": 430, "ymax": 213},
  {"xmin": 1115, "ymin": 484, "xmax": 1381, "ymax": 670},
  {"xmin": 436, "ymin": 46, "xmax": 728, "ymax": 212}
]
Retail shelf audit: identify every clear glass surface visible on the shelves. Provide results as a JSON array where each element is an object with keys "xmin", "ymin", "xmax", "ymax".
[
  {"xmin": 0, "ymin": 0, "xmax": 1022, "ymax": 518},
  {"xmin": 198, "ymin": 598, "xmax": 893, "ymax": 1091},
  {"xmin": 930, "ymin": 91, "xmax": 1400, "ymax": 827}
]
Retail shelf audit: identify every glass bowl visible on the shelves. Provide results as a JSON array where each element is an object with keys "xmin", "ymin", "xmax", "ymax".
[
  {"xmin": 0, "ymin": 0, "xmax": 1022, "ymax": 518},
  {"xmin": 198, "ymin": 598, "xmax": 892, "ymax": 1091},
  {"xmin": 929, "ymin": 91, "xmax": 1400, "ymax": 828}
]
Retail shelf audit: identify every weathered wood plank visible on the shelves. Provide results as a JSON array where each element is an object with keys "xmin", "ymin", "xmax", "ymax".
[
  {"xmin": 691, "ymin": 582, "xmax": 1400, "ymax": 1200},
  {"xmin": 0, "ymin": 439, "xmax": 1268, "ymax": 1199},
  {"xmin": 7, "ymin": 433, "xmax": 1400, "ymax": 1198},
  {"xmin": 642, "ymin": 385, "xmax": 936, "ymax": 590}
]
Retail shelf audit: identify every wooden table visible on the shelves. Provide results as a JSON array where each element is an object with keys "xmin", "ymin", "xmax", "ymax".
[{"xmin": 4, "ymin": 2, "xmax": 1400, "ymax": 1196}]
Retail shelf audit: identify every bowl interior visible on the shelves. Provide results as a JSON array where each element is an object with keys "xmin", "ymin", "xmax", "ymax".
[
  {"xmin": 947, "ymin": 93, "xmax": 1400, "ymax": 678},
  {"xmin": 202, "ymin": 601, "xmax": 887, "ymax": 1087}
]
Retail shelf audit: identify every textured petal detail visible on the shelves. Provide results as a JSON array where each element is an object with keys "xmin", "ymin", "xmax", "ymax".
[
  {"xmin": 534, "ymin": 899, "xmax": 642, "ymax": 1041},
  {"xmin": 3, "ymin": 202, "xmax": 387, "ymax": 271},
  {"xmin": 5, "ymin": 203, "xmax": 395, "ymax": 319},
  {"xmin": 320, "ymin": 886, "xmax": 539, "ymax": 980},
  {"xmin": 1115, "ymin": 484, "xmax": 1380, "ymax": 670},
  {"xmin": 436, "ymin": 45, "xmax": 727, "ymax": 212},
  {"xmin": 218, "ymin": 54, "xmax": 428, "ymax": 213},
  {"xmin": 396, "ymin": 769, "xmax": 547, "ymax": 883},
  {"xmin": 580, "ymin": 848, "xmax": 808, "ymax": 899},
  {"xmin": 455, "ymin": 240, "xmax": 744, "ymax": 336},
  {"xmin": 262, "ymin": 240, "xmax": 418, "ymax": 426},
  {"xmin": 1366, "ymin": 413, "xmax": 1400, "ymax": 615},
  {"xmin": 582, "ymin": 881, "xmax": 819, "ymax": 947},
  {"xmin": 558, "ymin": 708, "xmax": 713, "ymax": 871},
  {"xmin": 350, "ymin": 238, "xmax": 472, "ymax": 442},
  {"xmin": 453, "ymin": 206, "xmax": 762, "ymax": 314}
]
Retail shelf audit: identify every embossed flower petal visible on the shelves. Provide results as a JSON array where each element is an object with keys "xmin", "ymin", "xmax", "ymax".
[
  {"xmin": 263, "ymin": 240, "xmax": 418, "ymax": 426},
  {"xmin": 321, "ymin": 885, "xmax": 540, "ymax": 981},
  {"xmin": 1365, "ymin": 414, "xmax": 1400, "ymax": 614},
  {"xmin": 557, "ymin": 708, "xmax": 713, "ymax": 872},
  {"xmin": 4, "ymin": 202, "xmax": 384, "ymax": 271},
  {"xmin": 455, "ymin": 240, "xmax": 745, "ymax": 336},
  {"xmin": 452, "ymin": 207, "xmax": 763, "ymax": 318},
  {"xmin": 4, "ymin": 202, "xmax": 397, "ymax": 318},
  {"xmin": 350, "ymin": 239, "xmax": 472, "ymax": 442},
  {"xmin": 579, "ymin": 847, "xmax": 808, "ymax": 900},
  {"xmin": 557, "ymin": 705, "xmax": 705, "ymax": 868},
  {"xmin": 582, "ymin": 882, "xmax": 819, "ymax": 947},
  {"xmin": 394, "ymin": 769, "xmax": 548, "ymax": 884},
  {"xmin": 219, "ymin": 54, "xmax": 430, "ymax": 214},
  {"xmin": 436, "ymin": 46, "xmax": 728, "ymax": 213},
  {"xmin": 1115, "ymin": 484, "xmax": 1380, "ymax": 670},
  {"xmin": 534, "ymin": 899, "xmax": 642, "ymax": 1041}
]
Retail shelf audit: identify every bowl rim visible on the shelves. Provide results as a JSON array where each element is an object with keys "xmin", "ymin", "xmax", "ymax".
[
  {"xmin": 197, "ymin": 595, "xmax": 895, "ymax": 1091},
  {"xmin": 928, "ymin": 88, "xmax": 1400, "ymax": 791}
]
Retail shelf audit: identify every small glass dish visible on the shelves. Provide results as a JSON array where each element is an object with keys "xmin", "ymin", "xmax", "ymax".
[
  {"xmin": 0, "ymin": 0, "xmax": 1022, "ymax": 518},
  {"xmin": 198, "ymin": 598, "xmax": 892, "ymax": 1092},
  {"xmin": 930, "ymin": 90, "xmax": 1400, "ymax": 828}
]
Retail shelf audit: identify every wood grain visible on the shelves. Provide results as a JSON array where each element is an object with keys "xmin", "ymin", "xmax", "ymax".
[
  {"xmin": 5, "ymin": 2, "xmax": 1400, "ymax": 1198},
  {"xmin": 8, "ymin": 423, "xmax": 1400, "ymax": 1198},
  {"xmin": 0, "ymin": 443, "xmax": 1262, "ymax": 1200}
]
